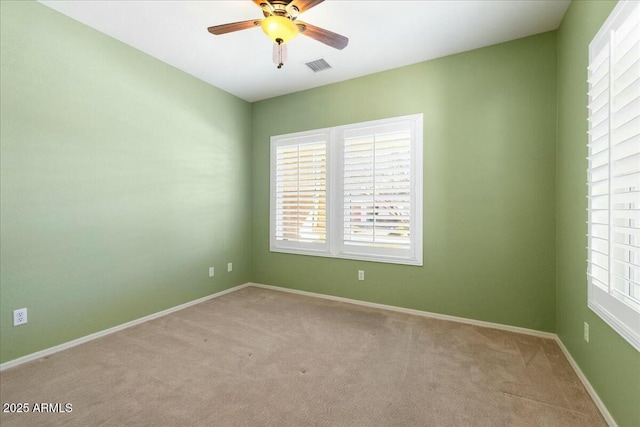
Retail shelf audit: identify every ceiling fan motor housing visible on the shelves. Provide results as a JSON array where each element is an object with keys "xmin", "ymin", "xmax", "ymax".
[{"xmin": 258, "ymin": 0, "xmax": 300, "ymax": 19}]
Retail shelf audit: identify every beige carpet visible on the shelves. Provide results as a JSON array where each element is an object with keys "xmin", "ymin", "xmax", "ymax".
[{"xmin": 1, "ymin": 286, "xmax": 605, "ymax": 426}]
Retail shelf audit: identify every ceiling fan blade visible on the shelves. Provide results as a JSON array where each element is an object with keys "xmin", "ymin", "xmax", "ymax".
[
  {"xmin": 296, "ymin": 22, "xmax": 348, "ymax": 50},
  {"xmin": 207, "ymin": 19, "xmax": 261, "ymax": 35},
  {"xmin": 288, "ymin": 0, "xmax": 324, "ymax": 14}
]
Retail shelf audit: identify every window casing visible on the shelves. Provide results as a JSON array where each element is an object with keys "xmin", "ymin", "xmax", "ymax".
[
  {"xmin": 270, "ymin": 114, "xmax": 423, "ymax": 266},
  {"xmin": 586, "ymin": 0, "xmax": 640, "ymax": 352}
]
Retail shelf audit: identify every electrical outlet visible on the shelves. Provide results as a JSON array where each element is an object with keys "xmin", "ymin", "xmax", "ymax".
[
  {"xmin": 584, "ymin": 322, "xmax": 589, "ymax": 343},
  {"xmin": 227, "ymin": 263, "xmax": 233, "ymax": 272},
  {"xmin": 208, "ymin": 267, "xmax": 215, "ymax": 278},
  {"xmin": 13, "ymin": 308, "xmax": 27, "ymax": 326},
  {"xmin": 358, "ymin": 270, "xmax": 365, "ymax": 281}
]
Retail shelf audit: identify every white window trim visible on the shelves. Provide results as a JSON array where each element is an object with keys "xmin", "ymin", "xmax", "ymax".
[
  {"xmin": 270, "ymin": 114, "xmax": 423, "ymax": 266},
  {"xmin": 586, "ymin": 0, "xmax": 640, "ymax": 352}
]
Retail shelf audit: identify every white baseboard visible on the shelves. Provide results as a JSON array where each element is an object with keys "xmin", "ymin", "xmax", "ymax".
[
  {"xmin": 0, "ymin": 283, "xmax": 251, "ymax": 371},
  {"xmin": 0, "ymin": 280, "xmax": 616, "ymax": 427},
  {"xmin": 554, "ymin": 337, "xmax": 617, "ymax": 427},
  {"xmin": 247, "ymin": 282, "xmax": 556, "ymax": 339}
]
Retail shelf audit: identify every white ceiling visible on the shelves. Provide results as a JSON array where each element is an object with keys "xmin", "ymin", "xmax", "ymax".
[{"xmin": 38, "ymin": 0, "xmax": 570, "ymax": 103}]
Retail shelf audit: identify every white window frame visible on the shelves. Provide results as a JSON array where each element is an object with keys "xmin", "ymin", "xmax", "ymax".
[
  {"xmin": 586, "ymin": 0, "xmax": 640, "ymax": 352},
  {"xmin": 270, "ymin": 114, "xmax": 423, "ymax": 266}
]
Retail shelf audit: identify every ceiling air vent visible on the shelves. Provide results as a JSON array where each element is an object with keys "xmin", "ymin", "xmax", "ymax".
[{"xmin": 305, "ymin": 58, "xmax": 332, "ymax": 73}]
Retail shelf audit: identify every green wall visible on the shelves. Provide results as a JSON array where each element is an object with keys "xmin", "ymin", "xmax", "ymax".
[
  {"xmin": 0, "ymin": 1, "xmax": 252, "ymax": 363},
  {"xmin": 251, "ymin": 32, "xmax": 558, "ymax": 332},
  {"xmin": 3, "ymin": 1, "xmax": 637, "ymax": 424},
  {"xmin": 556, "ymin": 1, "xmax": 640, "ymax": 426}
]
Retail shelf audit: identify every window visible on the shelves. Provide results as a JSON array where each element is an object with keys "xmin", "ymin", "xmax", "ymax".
[
  {"xmin": 272, "ymin": 131, "xmax": 329, "ymax": 254},
  {"xmin": 270, "ymin": 114, "xmax": 423, "ymax": 266},
  {"xmin": 587, "ymin": 0, "xmax": 640, "ymax": 352}
]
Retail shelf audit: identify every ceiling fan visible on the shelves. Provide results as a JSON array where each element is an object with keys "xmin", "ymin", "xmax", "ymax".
[{"xmin": 207, "ymin": 0, "xmax": 349, "ymax": 69}]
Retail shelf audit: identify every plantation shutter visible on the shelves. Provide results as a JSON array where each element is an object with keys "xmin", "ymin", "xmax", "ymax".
[
  {"xmin": 587, "ymin": 0, "xmax": 640, "ymax": 351},
  {"xmin": 587, "ymin": 32, "xmax": 611, "ymax": 293},
  {"xmin": 273, "ymin": 134, "xmax": 328, "ymax": 250},
  {"xmin": 611, "ymin": 8, "xmax": 640, "ymax": 307},
  {"xmin": 338, "ymin": 119, "xmax": 421, "ymax": 263},
  {"xmin": 342, "ymin": 125, "xmax": 411, "ymax": 249}
]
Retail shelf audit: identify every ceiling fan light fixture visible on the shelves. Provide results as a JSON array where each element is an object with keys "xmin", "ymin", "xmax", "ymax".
[{"xmin": 261, "ymin": 15, "xmax": 299, "ymax": 44}]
